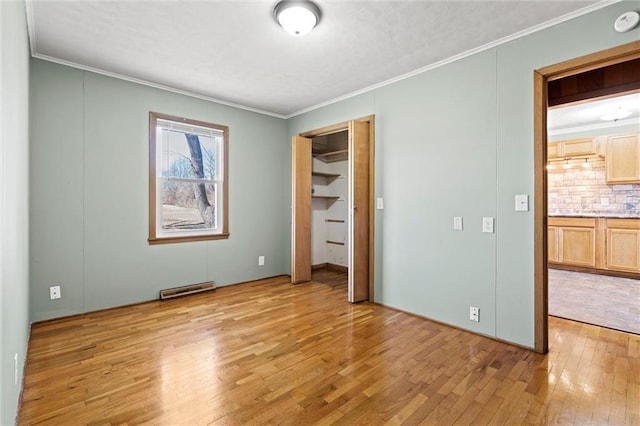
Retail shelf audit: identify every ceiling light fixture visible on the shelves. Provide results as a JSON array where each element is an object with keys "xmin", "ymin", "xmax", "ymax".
[
  {"xmin": 273, "ymin": 0, "xmax": 321, "ymax": 36},
  {"xmin": 599, "ymin": 107, "xmax": 633, "ymax": 121}
]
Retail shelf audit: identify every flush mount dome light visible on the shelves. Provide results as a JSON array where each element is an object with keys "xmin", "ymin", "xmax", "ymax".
[
  {"xmin": 600, "ymin": 107, "xmax": 633, "ymax": 121},
  {"xmin": 274, "ymin": 0, "xmax": 320, "ymax": 36}
]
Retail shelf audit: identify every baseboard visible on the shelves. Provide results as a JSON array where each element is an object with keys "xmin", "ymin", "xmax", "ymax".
[
  {"xmin": 549, "ymin": 264, "xmax": 640, "ymax": 280},
  {"xmin": 32, "ymin": 274, "xmax": 291, "ymax": 325},
  {"xmin": 372, "ymin": 301, "xmax": 535, "ymax": 353},
  {"xmin": 312, "ymin": 263, "xmax": 348, "ymax": 273}
]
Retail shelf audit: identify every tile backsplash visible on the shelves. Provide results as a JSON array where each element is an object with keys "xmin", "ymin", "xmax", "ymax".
[{"xmin": 548, "ymin": 159, "xmax": 640, "ymax": 217}]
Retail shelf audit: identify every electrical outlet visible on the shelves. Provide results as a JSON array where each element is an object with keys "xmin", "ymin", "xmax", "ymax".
[
  {"xmin": 469, "ymin": 306, "xmax": 480, "ymax": 322},
  {"xmin": 50, "ymin": 285, "xmax": 61, "ymax": 300},
  {"xmin": 258, "ymin": 256, "xmax": 265, "ymax": 266}
]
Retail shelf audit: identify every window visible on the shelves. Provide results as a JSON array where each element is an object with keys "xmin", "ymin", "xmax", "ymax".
[{"xmin": 149, "ymin": 112, "xmax": 229, "ymax": 244}]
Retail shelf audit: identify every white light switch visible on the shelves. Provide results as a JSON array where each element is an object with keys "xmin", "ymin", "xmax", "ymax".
[
  {"xmin": 453, "ymin": 216, "xmax": 463, "ymax": 231},
  {"xmin": 376, "ymin": 197, "xmax": 384, "ymax": 210},
  {"xmin": 482, "ymin": 217, "xmax": 494, "ymax": 233},
  {"xmin": 515, "ymin": 194, "xmax": 529, "ymax": 212}
]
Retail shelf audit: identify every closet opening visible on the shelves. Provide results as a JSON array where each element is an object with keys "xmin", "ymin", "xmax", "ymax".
[{"xmin": 291, "ymin": 116, "xmax": 374, "ymax": 303}]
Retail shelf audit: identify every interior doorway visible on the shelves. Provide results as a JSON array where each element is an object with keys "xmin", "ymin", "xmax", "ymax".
[
  {"xmin": 534, "ymin": 41, "xmax": 640, "ymax": 353},
  {"xmin": 291, "ymin": 116, "xmax": 375, "ymax": 303},
  {"xmin": 547, "ymin": 91, "xmax": 640, "ymax": 334}
]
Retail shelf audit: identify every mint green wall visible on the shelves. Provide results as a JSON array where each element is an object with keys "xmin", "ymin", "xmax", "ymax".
[
  {"xmin": 287, "ymin": 1, "xmax": 640, "ymax": 348},
  {"xmin": 1, "ymin": 0, "xmax": 30, "ymax": 423},
  {"xmin": 28, "ymin": 1, "xmax": 640, "ymax": 350},
  {"xmin": 30, "ymin": 60, "xmax": 288, "ymax": 322}
]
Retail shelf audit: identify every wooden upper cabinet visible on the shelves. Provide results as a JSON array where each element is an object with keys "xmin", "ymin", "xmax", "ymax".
[
  {"xmin": 548, "ymin": 142, "xmax": 562, "ymax": 159},
  {"xmin": 606, "ymin": 133, "xmax": 640, "ymax": 184},
  {"xmin": 562, "ymin": 138, "xmax": 596, "ymax": 157},
  {"xmin": 547, "ymin": 138, "xmax": 596, "ymax": 160}
]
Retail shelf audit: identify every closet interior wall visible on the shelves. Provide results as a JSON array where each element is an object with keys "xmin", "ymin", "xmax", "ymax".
[{"xmin": 311, "ymin": 131, "xmax": 349, "ymax": 271}]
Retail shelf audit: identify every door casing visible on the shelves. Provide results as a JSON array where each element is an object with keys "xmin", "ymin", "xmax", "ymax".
[
  {"xmin": 292, "ymin": 115, "xmax": 375, "ymax": 302},
  {"xmin": 533, "ymin": 41, "xmax": 640, "ymax": 353}
]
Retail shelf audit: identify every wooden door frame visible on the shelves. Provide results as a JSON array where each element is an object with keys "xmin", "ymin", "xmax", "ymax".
[
  {"xmin": 533, "ymin": 41, "xmax": 640, "ymax": 354},
  {"xmin": 297, "ymin": 115, "xmax": 376, "ymax": 301}
]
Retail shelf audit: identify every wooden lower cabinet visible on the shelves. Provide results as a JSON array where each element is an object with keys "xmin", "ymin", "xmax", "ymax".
[
  {"xmin": 548, "ymin": 226, "xmax": 558, "ymax": 262},
  {"xmin": 549, "ymin": 217, "xmax": 640, "ymax": 274},
  {"xmin": 606, "ymin": 219, "xmax": 640, "ymax": 273},
  {"xmin": 549, "ymin": 218, "xmax": 596, "ymax": 268}
]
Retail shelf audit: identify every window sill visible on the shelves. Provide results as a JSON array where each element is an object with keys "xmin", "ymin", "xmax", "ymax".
[{"xmin": 148, "ymin": 233, "xmax": 230, "ymax": 245}]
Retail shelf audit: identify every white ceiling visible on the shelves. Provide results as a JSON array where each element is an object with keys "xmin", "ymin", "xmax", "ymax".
[
  {"xmin": 27, "ymin": 0, "xmax": 606, "ymax": 117},
  {"xmin": 548, "ymin": 92, "xmax": 640, "ymax": 134}
]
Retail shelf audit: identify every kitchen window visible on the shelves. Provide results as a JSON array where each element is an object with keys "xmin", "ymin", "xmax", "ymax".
[{"xmin": 149, "ymin": 112, "xmax": 229, "ymax": 244}]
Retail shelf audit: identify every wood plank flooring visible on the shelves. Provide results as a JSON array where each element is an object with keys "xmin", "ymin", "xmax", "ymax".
[
  {"xmin": 549, "ymin": 268, "xmax": 640, "ymax": 334},
  {"xmin": 18, "ymin": 270, "xmax": 640, "ymax": 425}
]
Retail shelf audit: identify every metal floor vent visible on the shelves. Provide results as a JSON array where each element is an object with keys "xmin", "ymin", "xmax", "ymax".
[{"xmin": 159, "ymin": 281, "xmax": 216, "ymax": 300}]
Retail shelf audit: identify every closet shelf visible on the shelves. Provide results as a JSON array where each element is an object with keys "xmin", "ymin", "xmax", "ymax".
[
  {"xmin": 313, "ymin": 149, "xmax": 348, "ymax": 163},
  {"xmin": 312, "ymin": 171, "xmax": 341, "ymax": 179},
  {"xmin": 312, "ymin": 195, "xmax": 340, "ymax": 201}
]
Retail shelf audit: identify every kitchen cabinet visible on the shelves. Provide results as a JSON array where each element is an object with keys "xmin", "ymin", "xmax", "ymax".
[
  {"xmin": 558, "ymin": 218, "xmax": 596, "ymax": 267},
  {"xmin": 548, "ymin": 142, "xmax": 562, "ymax": 159},
  {"xmin": 606, "ymin": 133, "xmax": 640, "ymax": 184},
  {"xmin": 562, "ymin": 138, "xmax": 597, "ymax": 157},
  {"xmin": 548, "ymin": 138, "xmax": 596, "ymax": 159},
  {"xmin": 549, "ymin": 217, "xmax": 640, "ymax": 275},
  {"xmin": 548, "ymin": 226, "xmax": 559, "ymax": 262},
  {"xmin": 606, "ymin": 219, "xmax": 640, "ymax": 273}
]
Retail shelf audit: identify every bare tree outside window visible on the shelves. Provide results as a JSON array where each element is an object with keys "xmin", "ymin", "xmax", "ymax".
[{"xmin": 149, "ymin": 112, "xmax": 229, "ymax": 244}]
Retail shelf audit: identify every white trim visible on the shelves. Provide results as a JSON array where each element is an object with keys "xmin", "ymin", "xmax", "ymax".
[
  {"xmin": 286, "ymin": 0, "xmax": 619, "ymax": 118},
  {"xmin": 548, "ymin": 117, "xmax": 640, "ymax": 137},
  {"xmin": 25, "ymin": 0, "xmax": 36, "ymax": 56},
  {"xmin": 25, "ymin": 0, "xmax": 618, "ymax": 119},
  {"xmin": 29, "ymin": 52, "xmax": 288, "ymax": 120}
]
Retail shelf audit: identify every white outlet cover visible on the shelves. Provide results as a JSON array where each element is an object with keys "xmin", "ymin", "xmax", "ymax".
[
  {"xmin": 376, "ymin": 197, "xmax": 384, "ymax": 210},
  {"xmin": 453, "ymin": 216, "xmax": 463, "ymax": 231}
]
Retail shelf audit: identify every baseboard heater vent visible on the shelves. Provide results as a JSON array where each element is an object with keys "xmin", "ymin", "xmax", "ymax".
[{"xmin": 159, "ymin": 281, "xmax": 216, "ymax": 300}]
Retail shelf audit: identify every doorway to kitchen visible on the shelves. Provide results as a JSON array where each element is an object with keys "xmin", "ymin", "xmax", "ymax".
[{"xmin": 534, "ymin": 41, "xmax": 640, "ymax": 352}]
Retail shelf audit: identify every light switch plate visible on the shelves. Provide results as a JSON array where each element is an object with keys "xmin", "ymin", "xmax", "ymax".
[
  {"xmin": 376, "ymin": 197, "xmax": 384, "ymax": 210},
  {"xmin": 515, "ymin": 194, "xmax": 529, "ymax": 212},
  {"xmin": 453, "ymin": 216, "xmax": 463, "ymax": 231},
  {"xmin": 482, "ymin": 217, "xmax": 494, "ymax": 233}
]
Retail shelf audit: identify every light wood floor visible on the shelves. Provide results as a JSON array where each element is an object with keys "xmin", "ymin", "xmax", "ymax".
[
  {"xmin": 18, "ymin": 270, "xmax": 640, "ymax": 425},
  {"xmin": 549, "ymin": 268, "xmax": 640, "ymax": 335}
]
